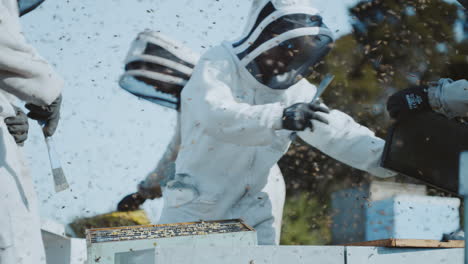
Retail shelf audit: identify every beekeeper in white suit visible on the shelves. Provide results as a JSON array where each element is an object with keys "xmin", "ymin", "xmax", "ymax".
[
  {"xmin": 0, "ymin": 0, "xmax": 63, "ymax": 263},
  {"xmin": 152, "ymin": 0, "xmax": 396, "ymax": 245},
  {"xmin": 117, "ymin": 31, "xmax": 197, "ymax": 206},
  {"xmin": 117, "ymin": 31, "xmax": 293, "ymax": 245}
]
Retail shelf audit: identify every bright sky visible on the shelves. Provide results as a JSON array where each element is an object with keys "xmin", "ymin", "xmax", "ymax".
[{"xmin": 20, "ymin": 0, "xmax": 462, "ymax": 225}]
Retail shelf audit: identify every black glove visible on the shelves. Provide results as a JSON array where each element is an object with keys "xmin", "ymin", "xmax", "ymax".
[
  {"xmin": 117, "ymin": 192, "xmax": 146, "ymax": 212},
  {"xmin": 386, "ymin": 86, "xmax": 431, "ymax": 119},
  {"xmin": 4, "ymin": 106, "xmax": 29, "ymax": 146},
  {"xmin": 282, "ymin": 101, "xmax": 329, "ymax": 131},
  {"xmin": 25, "ymin": 94, "xmax": 62, "ymax": 137}
]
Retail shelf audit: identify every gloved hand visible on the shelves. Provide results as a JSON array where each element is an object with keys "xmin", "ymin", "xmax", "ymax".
[
  {"xmin": 282, "ymin": 101, "xmax": 329, "ymax": 131},
  {"xmin": 4, "ymin": 106, "xmax": 29, "ymax": 146},
  {"xmin": 117, "ymin": 192, "xmax": 146, "ymax": 212},
  {"xmin": 386, "ymin": 86, "xmax": 430, "ymax": 119},
  {"xmin": 25, "ymin": 94, "xmax": 62, "ymax": 137}
]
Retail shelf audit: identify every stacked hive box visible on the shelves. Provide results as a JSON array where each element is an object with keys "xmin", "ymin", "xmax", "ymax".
[{"xmin": 86, "ymin": 219, "xmax": 257, "ymax": 264}]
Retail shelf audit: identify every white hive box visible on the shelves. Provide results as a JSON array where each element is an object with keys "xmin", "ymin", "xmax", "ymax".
[
  {"xmin": 86, "ymin": 219, "xmax": 257, "ymax": 264},
  {"xmin": 331, "ymin": 181, "xmax": 427, "ymax": 244},
  {"xmin": 366, "ymin": 195, "xmax": 460, "ymax": 241},
  {"xmin": 154, "ymin": 246, "xmax": 345, "ymax": 264},
  {"xmin": 41, "ymin": 219, "xmax": 87, "ymax": 264},
  {"xmin": 346, "ymin": 246, "xmax": 463, "ymax": 264}
]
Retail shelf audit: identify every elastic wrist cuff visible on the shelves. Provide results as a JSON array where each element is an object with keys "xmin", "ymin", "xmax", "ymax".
[{"xmin": 428, "ymin": 85, "xmax": 441, "ymax": 111}]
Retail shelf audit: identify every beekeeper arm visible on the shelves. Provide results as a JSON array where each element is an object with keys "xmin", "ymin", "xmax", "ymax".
[
  {"xmin": 184, "ymin": 49, "xmax": 284, "ymax": 146},
  {"xmin": 0, "ymin": 4, "xmax": 62, "ymax": 106},
  {"xmin": 138, "ymin": 117, "xmax": 181, "ymax": 199},
  {"xmin": 298, "ymin": 109, "xmax": 397, "ymax": 178},
  {"xmin": 428, "ymin": 79, "xmax": 468, "ymax": 119}
]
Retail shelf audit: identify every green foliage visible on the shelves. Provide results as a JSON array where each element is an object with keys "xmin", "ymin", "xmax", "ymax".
[
  {"xmin": 280, "ymin": 193, "xmax": 331, "ymax": 245},
  {"xmin": 281, "ymin": 0, "xmax": 467, "ymax": 199},
  {"xmin": 349, "ymin": 0, "xmax": 460, "ymax": 89},
  {"xmin": 279, "ymin": 0, "xmax": 467, "ymax": 245}
]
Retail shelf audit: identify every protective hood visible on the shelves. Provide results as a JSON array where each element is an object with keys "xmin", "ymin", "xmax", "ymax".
[
  {"xmin": 17, "ymin": 0, "xmax": 45, "ymax": 16},
  {"xmin": 231, "ymin": 0, "xmax": 334, "ymax": 90},
  {"xmin": 119, "ymin": 31, "xmax": 200, "ymax": 110}
]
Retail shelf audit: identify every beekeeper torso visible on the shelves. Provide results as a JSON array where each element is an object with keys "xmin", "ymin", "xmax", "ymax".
[{"xmin": 177, "ymin": 43, "xmax": 315, "ymax": 204}]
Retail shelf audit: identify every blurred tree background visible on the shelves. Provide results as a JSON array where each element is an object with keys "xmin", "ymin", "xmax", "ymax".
[{"xmin": 279, "ymin": 0, "xmax": 468, "ymax": 245}]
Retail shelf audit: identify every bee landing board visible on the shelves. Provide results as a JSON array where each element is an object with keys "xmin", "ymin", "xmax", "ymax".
[{"xmin": 86, "ymin": 219, "xmax": 257, "ymax": 264}]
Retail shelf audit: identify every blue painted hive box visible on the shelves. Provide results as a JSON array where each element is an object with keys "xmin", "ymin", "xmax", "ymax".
[{"xmin": 366, "ymin": 195, "xmax": 460, "ymax": 241}]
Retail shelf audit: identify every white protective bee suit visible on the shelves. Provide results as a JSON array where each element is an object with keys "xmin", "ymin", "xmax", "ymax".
[
  {"xmin": 427, "ymin": 78, "xmax": 468, "ymax": 119},
  {"xmin": 157, "ymin": 0, "xmax": 395, "ymax": 245},
  {"xmin": 119, "ymin": 31, "xmax": 287, "ymax": 236},
  {"xmin": 0, "ymin": 0, "xmax": 63, "ymax": 263}
]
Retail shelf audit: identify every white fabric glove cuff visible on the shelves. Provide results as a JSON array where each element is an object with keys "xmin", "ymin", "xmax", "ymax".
[{"xmin": 272, "ymin": 104, "xmax": 286, "ymax": 130}]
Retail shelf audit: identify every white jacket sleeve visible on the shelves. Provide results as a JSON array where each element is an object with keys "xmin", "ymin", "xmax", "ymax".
[
  {"xmin": 297, "ymin": 110, "xmax": 397, "ymax": 178},
  {"xmin": 0, "ymin": 3, "xmax": 63, "ymax": 106},
  {"xmin": 138, "ymin": 116, "xmax": 181, "ymax": 198},
  {"xmin": 183, "ymin": 50, "xmax": 285, "ymax": 146},
  {"xmin": 428, "ymin": 79, "xmax": 468, "ymax": 119}
]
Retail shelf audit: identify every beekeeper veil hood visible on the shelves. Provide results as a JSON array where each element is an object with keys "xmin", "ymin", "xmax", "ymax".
[
  {"xmin": 232, "ymin": 0, "xmax": 334, "ymax": 90},
  {"xmin": 17, "ymin": 0, "xmax": 45, "ymax": 16},
  {"xmin": 120, "ymin": 31, "xmax": 200, "ymax": 110}
]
